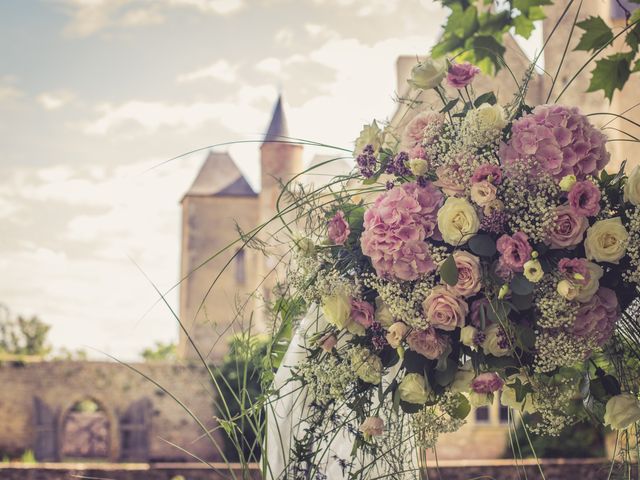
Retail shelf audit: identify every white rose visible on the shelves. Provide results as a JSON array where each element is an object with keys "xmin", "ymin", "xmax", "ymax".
[
  {"xmin": 450, "ymin": 368, "xmax": 475, "ymax": 393},
  {"xmin": 437, "ymin": 197, "xmax": 480, "ymax": 245},
  {"xmin": 523, "ymin": 259, "xmax": 544, "ymax": 283},
  {"xmin": 321, "ymin": 293, "xmax": 351, "ymax": 330},
  {"xmin": 375, "ymin": 297, "xmax": 394, "ymax": 327},
  {"xmin": 575, "ymin": 261, "xmax": 604, "ymax": 303},
  {"xmin": 354, "ymin": 120, "xmax": 382, "ymax": 156},
  {"xmin": 460, "ymin": 325, "xmax": 478, "ymax": 347},
  {"xmin": 556, "ymin": 279, "xmax": 579, "ymax": 301},
  {"xmin": 482, "ymin": 324, "xmax": 511, "ymax": 357},
  {"xmin": 584, "ymin": 217, "xmax": 628, "ymax": 264},
  {"xmin": 466, "ymin": 103, "xmax": 507, "ymax": 133},
  {"xmin": 408, "ymin": 158, "xmax": 429, "ymax": 176},
  {"xmin": 470, "ymin": 180, "xmax": 497, "ymax": 207},
  {"xmin": 604, "ymin": 393, "xmax": 640, "ymax": 430},
  {"xmin": 349, "ymin": 347, "xmax": 382, "ymax": 385},
  {"xmin": 624, "ymin": 165, "xmax": 640, "ymax": 205},
  {"xmin": 407, "ymin": 57, "xmax": 447, "ymax": 90},
  {"xmin": 386, "ymin": 322, "xmax": 408, "ymax": 348},
  {"xmin": 399, "ymin": 373, "xmax": 430, "ymax": 404},
  {"xmin": 359, "ymin": 416, "xmax": 384, "ymax": 437}
]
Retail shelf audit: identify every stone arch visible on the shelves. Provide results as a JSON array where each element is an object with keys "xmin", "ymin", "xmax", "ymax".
[{"xmin": 57, "ymin": 395, "xmax": 120, "ymax": 461}]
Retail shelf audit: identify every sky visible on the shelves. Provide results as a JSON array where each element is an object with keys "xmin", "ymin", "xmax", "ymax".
[{"xmin": 0, "ymin": 0, "xmax": 452, "ymax": 360}]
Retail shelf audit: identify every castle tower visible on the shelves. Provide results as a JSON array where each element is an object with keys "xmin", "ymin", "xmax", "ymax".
[
  {"xmin": 177, "ymin": 152, "xmax": 262, "ymax": 362},
  {"xmin": 258, "ymin": 95, "xmax": 304, "ymax": 301}
]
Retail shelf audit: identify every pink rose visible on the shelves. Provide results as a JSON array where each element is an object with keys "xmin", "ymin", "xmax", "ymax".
[
  {"xmin": 327, "ymin": 210, "xmax": 350, "ymax": 245},
  {"xmin": 433, "ymin": 165, "xmax": 465, "ymax": 197},
  {"xmin": 568, "ymin": 180, "xmax": 601, "ymax": 217},
  {"xmin": 447, "ymin": 251, "xmax": 482, "ymax": 298},
  {"xmin": 407, "ymin": 327, "xmax": 450, "ymax": 359},
  {"xmin": 471, "ymin": 164, "xmax": 503, "ymax": 185},
  {"xmin": 359, "ymin": 416, "xmax": 384, "ymax": 436},
  {"xmin": 402, "ymin": 111, "xmax": 446, "ymax": 150},
  {"xmin": 422, "ymin": 286, "xmax": 469, "ymax": 331},
  {"xmin": 547, "ymin": 205, "xmax": 588, "ymax": 249},
  {"xmin": 350, "ymin": 299, "xmax": 374, "ymax": 329},
  {"xmin": 496, "ymin": 232, "xmax": 532, "ymax": 272},
  {"xmin": 446, "ymin": 62, "xmax": 481, "ymax": 89},
  {"xmin": 573, "ymin": 287, "xmax": 619, "ymax": 346},
  {"xmin": 319, "ymin": 333, "xmax": 338, "ymax": 352},
  {"xmin": 471, "ymin": 372, "xmax": 504, "ymax": 394},
  {"xmin": 558, "ymin": 257, "xmax": 590, "ymax": 286}
]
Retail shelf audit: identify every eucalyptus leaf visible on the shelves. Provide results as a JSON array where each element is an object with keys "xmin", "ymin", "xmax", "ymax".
[
  {"xmin": 449, "ymin": 393, "xmax": 471, "ymax": 419},
  {"xmin": 468, "ymin": 234, "xmax": 497, "ymax": 257},
  {"xmin": 440, "ymin": 254, "xmax": 459, "ymax": 286},
  {"xmin": 510, "ymin": 274, "xmax": 534, "ymax": 296}
]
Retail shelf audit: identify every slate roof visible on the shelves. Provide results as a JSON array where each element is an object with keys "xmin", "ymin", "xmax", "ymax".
[
  {"xmin": 262, "ymin": 94, "xmax": 289, "ymax": 144},
  {"xmin": 183, "ymin": 151, "xmax": 257, "ymax": 199}
]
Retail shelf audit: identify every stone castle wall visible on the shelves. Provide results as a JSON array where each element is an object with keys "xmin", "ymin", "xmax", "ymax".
[{"xmin": 0, "ymin": 360, "xmax": 222, "ymax": 462}]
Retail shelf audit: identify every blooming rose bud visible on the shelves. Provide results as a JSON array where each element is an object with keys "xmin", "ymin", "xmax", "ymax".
[
  {"xmin": 408, "ymin": 157, "xmax": 429, "ymax": 176},
  {"xmin": 557, "ymin": 279, "xmax": 579, "ymax": 301},
  {"xmin": 318, "ymin": 333, "xmax": 338, "ymax": 352},
  {"xmin": 374, "ymin": 297, "xmax": 394, "ymax": 327},
  {"xmin": 359, "ymin": 416, "xmax": 385, "ymax": 437},
  {"xmin": 460, "ymin": 325, "xmax": 478, "ymax": 347},
  {"xmin": 624, "ymin": 165, "xmax": 640, "ymax": 205},
  {"xmin": 437, "ymin": 197, "xmax": 480, "ymax": 245},
  {"xmin": 483, "ymin": 199, "xmax": 504, "ymax": 216},
  {"xmin": 604, "ymin": 393, "xmax": 640, "ymax": 430},
  {"xmin": 327, "ymin": 210, "xmax": 350, "ymax": 245},
  {"xmin": 354, "ymin": 120, "xmax": 382, "ymax": 156},
  {"xmin": 575, "ymin": 261, "xmax": 604, "ymax": 303},
  {"xmin": 470, "ymin": 180, "xmax": 497, "ymax": 207},
  {"xmin": 559, "ymin": 174, "xmax": 577, "ymax": 191},
  {"xmin": 584, "ymin": 217, "xmax": 629, "ymax": 264},
  {"xmin": 523, "ymin": 259, "xmax": 544, "ymax": 283},
  {"xmin": 321, "ymin": 293, "xmax": 352, "ymax": 330},
  {"xmin": 446, "ymin": 61, "xmax": 481, "ymax": 89},
  {"xmin": 408, "ymin": 57, "xmax": 447, "ymax": 90},
  {"xmin": 386, "ymin": 322, "xmax": 408, "ymax": 348},
  {"xmin": 498, "ymin": 284, "xmax": 509, "ymax": 300},
  {"xmin": 398, "ymin": 373, "xmax": 430, "ymax": 404},
  {"xmin": 471, "ymin": 372, "xmax": 504, "ymax": 394},
  {"xmin": 349, "ymin": 347, "xmax": 382, "ymax": 385}
]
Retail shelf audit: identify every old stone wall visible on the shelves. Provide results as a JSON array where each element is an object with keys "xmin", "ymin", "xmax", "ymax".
[{"xmin": 0, "ymin": 360, "xmax": 222, "ymax": 462}]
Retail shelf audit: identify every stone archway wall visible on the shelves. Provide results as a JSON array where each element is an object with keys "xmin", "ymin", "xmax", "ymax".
[{"xmin": 0, "ymin": 361, "xmax": 223, "ymax": 462}]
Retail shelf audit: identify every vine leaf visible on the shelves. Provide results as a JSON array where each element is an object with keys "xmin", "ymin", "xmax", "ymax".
[
  {"xmin": 587, "ymin": 52, "xmax": 633, "ymax": 101},
  {"xmin": 575, "ymin": 16, "xmax": 614, "ymax": 52}
]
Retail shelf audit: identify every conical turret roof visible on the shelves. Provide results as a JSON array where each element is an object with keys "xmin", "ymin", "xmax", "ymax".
[
  {"xmin": 183, "ymin": 151, "xmax": 257, "ymax": 199},
  {"xmin": 262, "ymin": 94, "xmax": 289, "ymax": 144}
]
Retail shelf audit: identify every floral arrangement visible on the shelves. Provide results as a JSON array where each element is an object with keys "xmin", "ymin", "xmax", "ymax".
[{"xmin": 271, "ymin": 56, "xmax": 640, "ymax": 477}]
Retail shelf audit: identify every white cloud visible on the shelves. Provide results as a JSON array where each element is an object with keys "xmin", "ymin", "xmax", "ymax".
[
  {"xmin": 177, "ymin": 59, "xmax": 238, "ymax": 83},
  {"xmin": 37, "ymin": 90, "xmax": 76, "ymax": 110},
  {"xmin": 0, "ymin": 76, "xmax": 22, "ymax": 103},
  {"xmin": 274, "ymin": 27, "xmax": 294, "ymax": 46},
  {"xmin": 255, "ymin": 55, "xmax": 307, "ymax": 77},
  {"xmin": 167, "ymin": 0, "xmax": 244, "ymax": 14}
]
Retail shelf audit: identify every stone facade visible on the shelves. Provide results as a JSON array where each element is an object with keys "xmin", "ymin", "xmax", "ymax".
[{"xmin": 0, "ymin": 361, "xmax": 222, "ymax": 462}]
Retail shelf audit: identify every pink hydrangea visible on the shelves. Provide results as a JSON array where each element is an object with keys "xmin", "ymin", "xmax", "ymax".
[
  {"xmin": 547, "ymin": 205, "xmax": 588, "ymax": 249},
  {"xmin": 500, "ymin": 104, "xmax": 609, "ymax": 180},
  {"xmin": 447, "ymin": 62, "xmax": 481, "ymax": 89},
  {"xmin": 573, "ymin": 287, "xmax": 619, "ymax": 346},
  {"xmin": 350, "ymin": 299, "xmax": 374, "ymax": 329},
  {"xmin": 471, "ymin": 372, "xmax": 504, "ymax": 394},
  {"xmin": 361, "ymin": 181, "xmax": 443, "ymax": 280},
  {"xmin": 568, "ymin": 180, "xmax": 601, "ymax": 217},
  {"xmin": 471, "ymin": 164, "xmax": 503, "ymax": 185},
  {"xmin": 327, "ymin": 210, "xmax": 350, "ymax": 245},
  {"xmin": 558, "ymin": 258, "xmax": 590, "ymax": 286},
  {"xmin": 402, "ymin": 111, "xmax": 445, "ymax": 150},
  {"xmin": 407, "ymin": 326, "xmax": 450, "ymax": 360},
  {"xmin": 496, "ymin": 232, "xmax": 532, "ymax": 272}
]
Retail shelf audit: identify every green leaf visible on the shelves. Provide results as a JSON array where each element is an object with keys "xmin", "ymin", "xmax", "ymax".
[
  {"xmin": 510, "ymin": 274, "xmax": 534, "ymax": 296},
  {"xmin": 474, "ymin": 92, "xmax": 497, "ymax": 107},
  {"xmin": 400, "ymin": 400, "xmax": 424, "ymax": 413},
  {"xmin": 513, "ymin": 14, "xmax": 535, "ymax": 39},
  {"xmin": 472, "ymin": 35, "xmax": 506, "ymax": 74},
  {"xmin": 439, "ymin": 254, "xmax": 459, "ymax": 286},
  {"xmin": 440, "ymin": 98, "xmax": 460, "ymax": 113},
  {"xmin": 575, "ymin": 16, "xmax": 614, "ymax": 52},
  {"xmin": 587, "ymin": 52, "xmax": 633, "ymax": 101},
  {"xmin": 517, "ymin": 325, "xmax": 536, "ymax": 351},
  {"xmin": 513, "ymin": 0, "xmax": 552, "ymax": 16},
  {"xmin": 510, "ymin": 292, "xmax": 533, "ymax": 311},
  {"xmin": 449, "ymin": 393, "xmax": 471, "ymax": 419},
  {"xmin": 468, "ymin": 234, "xmax": 497, "ymax": 257},
  {"xmin": 434, "ymin": 355, "xmax": 457, "ymax": 387}
]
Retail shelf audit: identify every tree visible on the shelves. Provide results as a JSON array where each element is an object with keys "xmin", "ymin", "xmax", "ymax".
[
  {"xmin": 433, "ymin": 0, "xmax": 640, "ymax": 100},
  {"xmin": 140, "ymin": 341, "xmax": 176, "ymax": 361},
  {"xmin": 0, "ymin": 305, "xmax": 51, "ymax": 357}
]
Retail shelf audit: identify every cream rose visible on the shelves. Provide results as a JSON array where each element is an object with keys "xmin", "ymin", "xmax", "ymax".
[
  {"xmin": 354, "ymin": 120, "xmax": 382, "ymax": 155},
  {"xmin": 585, "ymin": 217, "xmax": 628, "ymax": 264},
  {"xmin": 604, "ymin": 393, "xmax": 640, "ymax": 430},
  {"xmin": 398, "ymin": 373, "xmax": 430, "ymax": 404},
  {"xmin": 557, "ymin": 279, "xmax": 579, "ymax": 301},
  {"xmin": 466, "ymin": 103, "xmax": 507, "ymax": 133},
  {"xmin": 469, "ymin": 392, "xmax": 493, "ymax": 407},
  {"xmin": 375, "ymin": 297, "xmax": 394, "ymax": 327},
  {"xmin": 349, "ymin": 347, "xmax": 382, "ymax": 385},
  {"xmin": 359, "ymin": 416, "xmax": 385, "ymax": 437},
  {"xmin": 408, "ymin": 158, "xmax": 429, "ymax": 176},
  {"xmin": 575, "ymin": 261, "xmax": 604, "ymax": 303},
  {"xmin": 624, "ymin": 165, "xmax": 640, "ymax": 205},
  {"xmin": 482, "ymin": 324, "xmax": 511, "ymax": 357},
  {"xmin": 407, "ymin": 57, "xmax": 447, "ymax": 90},
  {"xmin": 321, "ymin": 294, "xmax": 365, "ymax": 336},
  {"xmin": 460, "ymin": 325, "xmax": 478, "ymax": 347},
  {"xmin": 386, "ymin": 322, "xmax": 408, "ymax": 348},
  {"xmin": 422, "ymin": 286, "xmax": 469, "ymax": 331},
  {"xmin": 447, "ymin": 251, "xmax": 482, "ymax": 297},
  {"xmin": 470, "ymin": 180, "xmax": 497, "ymax": 207},
  {"xmin": 437, "ymin": 197, "xmax": 480, "ymax": 245},
  {"xmin": 450, "ymin": 368, "xmax": 474, "ymax": 393}
]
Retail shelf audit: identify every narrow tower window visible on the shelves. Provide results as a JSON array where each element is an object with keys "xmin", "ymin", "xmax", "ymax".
[{"xmin": 235, "ymin": 249, "xmax": 246, "ymax": 284}]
